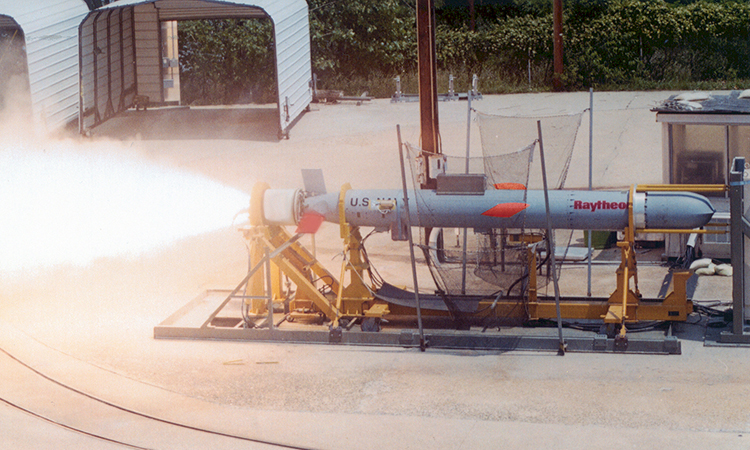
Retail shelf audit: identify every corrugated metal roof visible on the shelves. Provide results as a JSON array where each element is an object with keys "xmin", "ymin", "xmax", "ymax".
[
  {"xmin": 653, "ymin": 91, "xmax": 750, "ymax": 114},
  {"xmin": 87, "ymin": 0, "xmax": 312, "ymax": 136},
  {"xmin": 0, "ymin": 0, "xmax": 90, "ymax": 131},
  {"xmin": 0, "ymin": 15, "xmax": 20, "ymax": 28},
  {"xmin": 100, "ymin": 0, "xmax": 292, "ymax": 17}
]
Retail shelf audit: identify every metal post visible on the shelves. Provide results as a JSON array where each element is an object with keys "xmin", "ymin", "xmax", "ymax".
[
  {"xmin": 587, "ymin": 88, "xmax": 594, "ymax": 297},
  {"xmin": 397, "ymin": 125, "xmax": 426, "ymax": 350},
  {"xmin": 417, "ymin": 0, "xmax": 440, "ymax": 188},
  {"xmin": 538, "ymin": 121, "xmax": 566, "ymax": 355},
  {"xmin": 465, "ymin": 91, "xmax": 472, "ymax": 174},
  {"xmin": 461, "ymin": 91, "xmax": 472, "ymax": 294},
  {"xmin": 265, "ymin": 247, "xmax": 274, "ymax": 330},
  {"xmin": 728, "ymin": 157, "xmax": 746, "ymax": 337},
  {"xmin": 528, "ymin": 50, "xmax": 532, "ymax": 86}
]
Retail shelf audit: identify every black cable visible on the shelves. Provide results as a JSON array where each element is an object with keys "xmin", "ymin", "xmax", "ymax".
[
  {"xmin": 358, "ymin": 229, "xmax": 386, "ymax": 288},
  {"xmin": 0, "ymin": 396, "xmax": 152, "ymax": 449},
  {"xmin": 311, "ymin": 275, "xmax": 335, "ymax": 295},
  {"xmin": 472, "ymin": 237, "xmax": 553, "ymax": 326},
  {"xmin": 694, "ymin": 303, "xmax": 729, "ymax": 317},
  {"xmin": 0, "ymin": 347, "xmax": 318, "ymax": 450},
  {"xmin": 685, "ymin": 313, "xmax": 704, "ymax": 325}
]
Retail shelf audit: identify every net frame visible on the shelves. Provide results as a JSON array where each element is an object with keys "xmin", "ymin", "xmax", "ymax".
[{"xmin": 400, "ymin": 110, "xmax": 585, "ymax": 302}]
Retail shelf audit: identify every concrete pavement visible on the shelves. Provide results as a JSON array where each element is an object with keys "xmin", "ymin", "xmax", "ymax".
[{"xmin": 1, "ymin": 91, "xmax": 748, "ymax": 449}]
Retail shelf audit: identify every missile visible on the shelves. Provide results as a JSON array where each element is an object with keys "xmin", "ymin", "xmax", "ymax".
[{"xmin": 260, "ymin": 186, "xmax": 715, "ymax": 237}]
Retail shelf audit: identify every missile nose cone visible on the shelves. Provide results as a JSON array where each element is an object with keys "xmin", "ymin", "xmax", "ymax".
[{"xmin": 643, "ymin": 192, "xmax": 715, "ymax": 229}]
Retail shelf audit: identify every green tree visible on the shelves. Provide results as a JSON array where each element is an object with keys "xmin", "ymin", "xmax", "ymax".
[
  {"xmin": 308, "ymin": 0, "xmax": 417, "ymax": 78},
  {"xmin": 179, "ymin": 19, "xmax": 276, "ymax": 105}
]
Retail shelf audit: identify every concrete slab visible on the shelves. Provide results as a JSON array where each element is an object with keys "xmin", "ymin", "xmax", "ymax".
[{"xmin": 1, "ymin": 91, "xmax": 747, "ymax": 449}]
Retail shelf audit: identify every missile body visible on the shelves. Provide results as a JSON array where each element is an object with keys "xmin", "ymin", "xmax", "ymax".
[{"xmin": 262, "ymin": 188, "xmax": 715, "ymax": 236}]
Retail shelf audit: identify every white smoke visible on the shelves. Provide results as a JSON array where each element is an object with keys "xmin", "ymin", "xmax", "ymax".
[
  {"xmin": 0, "ymin": 35, "xmax": 250, "ymax": 274},
  {"xmin": 0, "ymin": 134, "xmax": 249, "ymax": 274}
]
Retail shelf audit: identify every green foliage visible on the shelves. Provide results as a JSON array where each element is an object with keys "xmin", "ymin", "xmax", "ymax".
[
  {"xmin": 430, "ymin": 0, "xmax": 750, "ymax": 92},
  {"xmin": 176, "ymin": 0, "xmax": 750, "ymax": 104},
  {"xmin": 562, "ymin": 0, "xmax": 750, "ymax": 88},
  {"xmin": 178, "ymin": 19, "xmax": 276, "ymax": 105},
  {"xmin": 308, "ymin": 0, "xmax": 417, "ymax": 78}
]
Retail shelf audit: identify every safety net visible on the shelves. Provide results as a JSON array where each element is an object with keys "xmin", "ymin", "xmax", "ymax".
[{"xmin": 403, "ymin": 111, "xmax": 584, "ymax": 305}]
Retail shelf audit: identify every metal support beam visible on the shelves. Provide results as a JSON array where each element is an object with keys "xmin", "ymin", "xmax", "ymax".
[
  {"xmin": 154, "ymin": 301, "xmax": 681, "ymax": 355},
  {"xmin": 416, "ymin": 0, "xmax": 440, "ymax": 188},
  {"xmin": 721, "ymin": 157, "xmax": 750, "ymax": 343}
]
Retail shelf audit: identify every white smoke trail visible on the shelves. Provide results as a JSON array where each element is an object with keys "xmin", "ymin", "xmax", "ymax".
[{"xmin": 0, "ymin": 137, "xmax": 250, "ymax": 273}]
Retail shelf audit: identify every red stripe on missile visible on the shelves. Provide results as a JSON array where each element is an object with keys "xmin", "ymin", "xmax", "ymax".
[
  {"xmin": 482, "ymin": 202, "xmax": 529, "ymax": 218},
  {"xmin": 295, "ymin": 212, "xmax": 325, "ymax": 234},
  {"xmin": 493, "ymin": 183, "xmax": 527, "ymax": 190}
]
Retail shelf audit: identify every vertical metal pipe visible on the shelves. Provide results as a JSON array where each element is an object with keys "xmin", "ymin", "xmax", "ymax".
[
  {"xmin": 416, "ymin": 0, "xmax": 439, "ymax": 151},
  {"xmin": 398, "ymin": 125, "xmax": 426, "ymax": 350},
  {"xmin": 729, "ymin": 157, "xmax": 745, "ymax": 336},
  {"xmin": 528, "ymin": 51, "xmax": 532, "ymax": 86},
  {"xmin": 461, "ymin": 92, "xmax": 472, "ymax": 294},
  {"xmin": 417, "ymin": 0, "xmax": 440, "ymax": 188},
  {"xmin": 538, "ymin": 121, "xmax": 565, "ymax": 354},
  {"xmin": 265, "ymin": 247, "xmax": 274, "ymax": 330},
  {"xmin": 465, "ymin": 92, "xmax": 472, "ymax": 173},
  {"xmin": 587, "ymin": 88, "xmax": 593, "ymax": 297}
]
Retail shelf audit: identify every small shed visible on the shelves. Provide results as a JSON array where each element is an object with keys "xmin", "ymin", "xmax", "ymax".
[
  {"xmin": 78, "ymin": 0, "xmax": 312, "ymax": 138},
  {"xmin": 654, "ymin": 90, "xmax": 750, "ymax": 258},
  {"xmin": 0, "ymin": 0, "xmax": 90, "ymax": 132}
]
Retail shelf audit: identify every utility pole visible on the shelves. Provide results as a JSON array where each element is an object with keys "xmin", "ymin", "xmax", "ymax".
[
  {"xmin": 416, "ymin": 0, "xmax": 440, "ymax": 189},
  {"xmin": 469, "ymin": 0, "xmax": 475, "ymax": 32},
  {"xmin": 552, "ymin": 0, "xmax": 564, "ymax": 91}
]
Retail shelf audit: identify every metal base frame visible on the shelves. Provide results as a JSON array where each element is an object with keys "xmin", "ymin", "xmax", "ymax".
[
  {"xmin": 390, "ymin": 74, "xmax": 483, "ymax": 103},
  {"xmin": 154, "ymin": 290, "xmax": 682, "ymax": 355},
  {"xmin": 718, "ymin": 329, "xmax": 750, "ymax": 345},
  {"xmin": 391, "ymin": 92, "xmax": 483, "ymax": 103}
]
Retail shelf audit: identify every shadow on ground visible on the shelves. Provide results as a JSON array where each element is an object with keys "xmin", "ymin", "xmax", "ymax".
[{"xmin": 90, "ymin": 106, "xmax": 281, "ymax": 142}]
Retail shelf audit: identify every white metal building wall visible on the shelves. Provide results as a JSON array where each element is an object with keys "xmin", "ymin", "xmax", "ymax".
[
  {"xmin": 80, "ymin": 0, "xmax": 312, "ymax": 137},
  {"xmin": 271, "ymin": 1, "xmax": 312, "ymax": 134},
  {"xmin": 133, "ymin": 4, "xmax": 161, "ymax": 102},
  {"xmin": 79, "ymin": 6, "xmax": 136, "ymax": 130},
  {"xmin": 0, "ymin": 0, "xmax": 89, "ymax": 132}
]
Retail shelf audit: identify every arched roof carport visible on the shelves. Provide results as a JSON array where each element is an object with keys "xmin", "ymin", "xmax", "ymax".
[
  {"xmin": 0, "ymin": 0, "xmax": 89, "ymax": 132},
  {"xmin": 79, "ymin": 0, "xmax": 312, "ymax": 138}
]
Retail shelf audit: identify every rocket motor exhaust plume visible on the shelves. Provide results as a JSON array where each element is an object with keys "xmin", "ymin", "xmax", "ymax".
[
  {"xmin": 0, "ymin": 47, "xmax": 250, "ymax": 274},
  {"xmin": 0, "ymin": 140, "xmax": 250, "ymax": 274}
]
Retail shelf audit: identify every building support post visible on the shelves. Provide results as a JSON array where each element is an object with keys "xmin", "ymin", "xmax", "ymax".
[{"xmin": 721, "ymin": 157, "xmax": 750, "ymax": 343}]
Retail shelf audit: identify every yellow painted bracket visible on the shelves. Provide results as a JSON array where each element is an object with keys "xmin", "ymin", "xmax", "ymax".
[
  {"xmin": 338, "ymin": 183, "xmax": 352, "ymax": 239},
  {"xmin": 335, "ymin": 183, "xmax": 375, "ymax": 316},
  {"xmin": 636, "ymin": 184, "xmax": 726, "ymax": 193},
  {"xmin": 262, "ymin": 230, "xmax": 341, "ymax": 321},
  {"xmin": 364, "ymin": 303, "xmax": 390, "ymax": 318}
]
